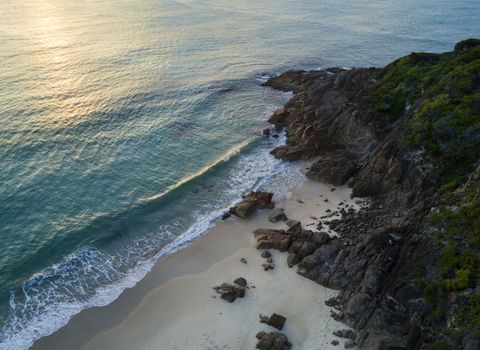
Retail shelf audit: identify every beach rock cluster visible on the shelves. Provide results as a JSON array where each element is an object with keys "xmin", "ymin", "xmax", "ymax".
[
  {"xmin": 259, "ymin": 313, "xmax": 287, "ymax": 331},
  {"xmin": 254, "ymin": 221, "xmax": 331, "ymax": 268},
  {"xmin": 213, "ymin": 278, "xmax": 248, "ymax": 303},
  {"xmin": 230, "ymin": 191, "xmax": 275, "ymax": 218},
  {"xmin": 260, "ymin": 62, "xmax": 445, "ymax": 348},
  {"xmin": 255, "ymin": 331, "xmax": 291, "ymax": 350}
]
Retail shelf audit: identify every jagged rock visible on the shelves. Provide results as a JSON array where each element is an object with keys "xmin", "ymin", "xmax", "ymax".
[
  {"xmin": 234, "ymin": 277, "xmax": 247, "ymax": 287},
  {"xmin": 259, "ymin": 313, "xmax": 287, "ymax": 331},
  {"xmin": 262, "ymin": 263, "xmax": 274, "ymax": 271},
  {"xmin": 261, "ymin": 251, "xmax": 272, "ymax": 258},
  {"xmin": 269, "ymin": 209, "xmax": 288, "ymax": 223},
  {"xmin": 254, "ymin": 229, "xmax": 292, "ymax": 252},
  {"xmin": 331, "ymin": 340, "xmax": 339, "ymax": 346},
  {"xmin": 230, "ymin": 192, "xmax": 274, "ymax": 218},
  {"xmin": 221, "ymin": 212, "xmax": 231, "ymax": 220},
  {"xmin": 256, "ymin": 331, "xmax": 292, "ymax": 350},
  {"xmin": 333, "ymin": 329, "xmax": 355, "ymax": 339},
  {"xmin": 344, "ymin": 340, "xmax": 355, "ymax": 348},
  {"xmin": 286, "ymin": 221, "xmax": 302, "ymax": 236},
  {"xmin": 325, "ymin": 296, "xmax": 340, "ymax": 307},
  {"xmin": 306, "ymin": 153, "xmax": 356, "ymax": 186},
  {"xmin": 213, "ymin": 283, "xmax": 245, "ymax": 303},
  {"xmin": 263, "ymin": 128, "xmax": 271, "ymax": 137},
  {"xmin": 286, "ymin": 219, "xmax": 300, "ymax": 228},
  {"xmin": 261, "ymin": 48, "xmax": 474, "ymax": 348}
]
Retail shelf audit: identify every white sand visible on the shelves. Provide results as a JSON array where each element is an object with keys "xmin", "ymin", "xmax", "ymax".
[{"xmin": 80, "ymin": 179, "xmax": 359, "ymax": 350}]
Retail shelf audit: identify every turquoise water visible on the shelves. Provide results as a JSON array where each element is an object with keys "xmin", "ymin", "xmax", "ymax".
[{"xmin": 0, "ymin": 0, "xmax": 479, "ymax": 348}]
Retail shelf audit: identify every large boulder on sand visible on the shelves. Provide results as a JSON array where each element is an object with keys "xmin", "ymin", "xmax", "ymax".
[
  {"xmin": 230, "ymin": 192, "xmax": 275, "ymax": 218},
  {"xmin": 260, "ymin": 313, "xmax": 287, "ymax": 331},
  {"xmin": 256, "ymin": 331, "xmax": 292, "ymax": 350},
  {"xmin": 213, "ymin": 283, "xmax": 245, "ymax": 303}
]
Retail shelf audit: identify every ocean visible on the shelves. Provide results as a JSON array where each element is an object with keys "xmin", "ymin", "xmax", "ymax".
[{"xmin": 0, "ymin": 0, "xmax": 479, "ymax": 348}]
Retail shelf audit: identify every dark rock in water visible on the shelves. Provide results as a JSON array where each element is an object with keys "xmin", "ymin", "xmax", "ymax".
[
  {"xmin": 213, "ymin": 282, "xmax": 245, "ymax": 303},
  {"xmin": 331, "ymin": 340, "xmax": 339, "ymax": 346},
  {"xmin": 259, "ymin": 313, "xmax": 287, "ymax": 331},
  {"xmin": 261, "ymin": 251, "xmax": 272, "ymax": 258},
  {"xmin": 269, "ymin": 209, "xmax": 288, "ymax": 223},
  {"xmin": 333, "ymin": 329, "xmax": 355, "ymax": 339},
  {"xmin": 271, "ymin": 145, "xmax": 314, "ymax": 160},
  {"xmin": 272, "ymin": 134, "xmax": 279, "ymax": 138},
  {"xmin": 234, "ymin": 277, "xmax": 247, "ymax": 287},
  {"xmin": 221, "ymin": 212, "xmax": 231, "ymax": 220},
  {"xmin": 263, "ymin": 128, "xmax": 271, "ymax": 137},
  {"xmin": 230, "ymin": 192, "xmax": 275, "ymax": 218},
  {"xmin": 256, "ymin": 331, "xmax": 292, "ymax": 350},
  {"xmin": 240, "ymin": 258, "xmax": 247, "ymax": 264}
]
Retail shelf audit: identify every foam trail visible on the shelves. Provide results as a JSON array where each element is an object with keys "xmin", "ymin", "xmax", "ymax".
[{"xmin": 0, "ymin": 132, "xmax": 306, "ymax": 350}]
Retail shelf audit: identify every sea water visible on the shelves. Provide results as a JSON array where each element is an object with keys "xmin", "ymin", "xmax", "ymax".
[{"xmin": 0, "ymin": 0, "xmax": 479, "ymax": 348}]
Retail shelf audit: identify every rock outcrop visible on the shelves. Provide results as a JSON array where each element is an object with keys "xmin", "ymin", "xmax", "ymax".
[
  {"xmin": 230, "ymin": 192, "xmax": 275, "ymax": 218},
  {"xmin": 259, "ymin": 313, "xmax": 287, "ymax": 331},
  {"xmin": 260, "ymin": 40, "xmax": 480, "ymax": 349},
  {"xmin": 256, "ymin": 331, "xmax": 292, "ymax": 350}
]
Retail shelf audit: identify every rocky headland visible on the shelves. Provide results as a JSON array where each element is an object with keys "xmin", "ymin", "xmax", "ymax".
[{"xmin": 257, "ymin": 39, "xmax": 480, "ymax": 349}]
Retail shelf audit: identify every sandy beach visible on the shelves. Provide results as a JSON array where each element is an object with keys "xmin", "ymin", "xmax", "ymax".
[{"xmin": 33, "ymin": 177, "xmax": 360, "ymax": 350}]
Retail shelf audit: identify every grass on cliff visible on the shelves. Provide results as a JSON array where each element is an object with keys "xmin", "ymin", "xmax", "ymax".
[
  {"xmin": 373, "ymin": 39, "xmax": 480, "ymax": 345},
  {"xmin": 372, "ymin": 38, "xmax": 480, "ymax": 189}
]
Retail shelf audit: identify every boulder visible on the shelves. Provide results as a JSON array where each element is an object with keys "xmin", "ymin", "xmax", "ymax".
[
  {"xmin": 213, "ymin": 283, "xmax": 245, "ymax": 303},
  {"xmin": 230, "ymin": 192, "xmax": 274, "ymax": 218},
  {"xmin": 286, "ymin": 219, "xmax": 300, "ymax": 228},
  {"xmin": 344, "ymin": 339, "xmax": 356, "ymax": 348},
  {"xmin": 233, "ymin": 277, "xmax": 247, "ymax": 287},
  {"xmin": 269, "ymin": 209, "xmax": 288, "ymax": 223},
  {"xmin": 333, "ymin": 329, "xmax": 355, "ymax": 339},
  {"xmin": 261, "ymin": 251, "xmax": 272, "ymax": 259},
  {"xmin": 259, "ymin": 313, "xmax": 287, "ymax": 330},
  {"xmin": 306, "ymin": 153, "xmax": 357, "ymax": 186},
  {"xmin": 256, "ymin": 331, "xmax": 292, "ymax": 350},
  {"xmin": 286, "ymin": 221, "xmax": 302, "ymax": 236}
]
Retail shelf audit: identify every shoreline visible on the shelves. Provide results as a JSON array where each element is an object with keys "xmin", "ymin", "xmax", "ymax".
[{"xmin": 32, "ymin": 177, "xmax": 360, "ymax": 350}]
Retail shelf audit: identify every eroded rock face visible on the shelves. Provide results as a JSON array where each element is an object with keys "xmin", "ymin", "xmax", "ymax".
[
  {"xmin": 230, "ymin": 192, "xmax": 275, "ymax": 218},
  {"xmin": 262, "ymin": 66, "xmax": 443, "ymax": 349},
  {"xmin": 255, "ymin": 331, "xmax": 292, "ymax": 350},
  {"xmin": 306, "ymin": 152, "xmax": 357, "ymax": 186}
]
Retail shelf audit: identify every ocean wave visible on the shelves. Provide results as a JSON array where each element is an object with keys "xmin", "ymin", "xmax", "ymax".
[{"xmin": 0, "ymin": 132, "xmax": 306, "ymax": 350}]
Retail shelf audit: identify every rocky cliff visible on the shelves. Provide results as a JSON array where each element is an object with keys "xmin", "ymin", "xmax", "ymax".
[{"xmin": 262, "ymin": 39, "xmax": 480, "ymax": 349}]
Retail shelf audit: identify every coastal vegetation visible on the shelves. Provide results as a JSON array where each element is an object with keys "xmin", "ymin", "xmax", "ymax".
[
  {"xmin": 264, "ymin": 39, "xmax": 480, "ymax": 349},
  {"xmin": 373, "ymin": 39, "xmax": 480, "ymax": 346}
]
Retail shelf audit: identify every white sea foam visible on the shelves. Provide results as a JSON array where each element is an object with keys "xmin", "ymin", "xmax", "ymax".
[{"xmin": 0, "ymin": 132, "xmax": 306, "ymax": 350}]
